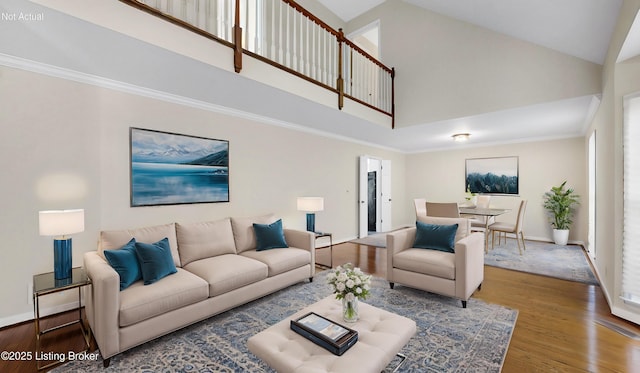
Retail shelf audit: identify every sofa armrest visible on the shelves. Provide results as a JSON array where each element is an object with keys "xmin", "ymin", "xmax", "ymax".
[
  {"xmin": 284, "ymin": 229, "xmax": 315, "ymax": 275},
  {"xmin": 386, "ymin": 228, "xmax": 416, "ymax": 281},
  {"xmin": 453, "ymin": 232, "xmax": 485, "ymax": 300},
  {"xmin": 83, "ymin": 251, "xmax": 121, "ymax": 359}
]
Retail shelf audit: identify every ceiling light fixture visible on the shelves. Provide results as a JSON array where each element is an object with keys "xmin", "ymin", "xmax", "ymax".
[{"xmin": 452, "ymin": 133, "xmax": 470, "ymax": 142}]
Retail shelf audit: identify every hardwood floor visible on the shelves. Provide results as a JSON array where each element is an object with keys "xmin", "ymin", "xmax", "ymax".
[
  {"xmin": 323, "ymin": 242, "xmax": 640, "ymax": 373},
  {"xmin": 2, "ymin": 241, "xmax": 639, "ymax": 372}
]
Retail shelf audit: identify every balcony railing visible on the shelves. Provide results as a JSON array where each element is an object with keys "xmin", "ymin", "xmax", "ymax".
[{"xmin": 121, "ymin": 0, "xmax": 395, "ymax": 127}]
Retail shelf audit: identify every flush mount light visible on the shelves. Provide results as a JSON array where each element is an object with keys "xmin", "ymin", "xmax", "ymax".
[{"xmin": 452, "ymin": 133, "xmax": 470, "ymax": 142}]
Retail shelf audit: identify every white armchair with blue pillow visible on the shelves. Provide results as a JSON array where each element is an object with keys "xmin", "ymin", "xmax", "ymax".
[{"xmin": 386, "ymin": 216, "xmax": 484, "ymax": 308}]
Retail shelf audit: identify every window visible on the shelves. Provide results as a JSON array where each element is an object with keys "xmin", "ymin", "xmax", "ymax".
[{"xmin": 622, "ymin": 93, "xmax": 640, "ymax": 307}]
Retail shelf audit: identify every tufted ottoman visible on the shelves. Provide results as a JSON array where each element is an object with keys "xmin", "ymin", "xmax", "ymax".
[{"xmin": 248, "ymin": 295, "xmax": 416, "ymax": 372}]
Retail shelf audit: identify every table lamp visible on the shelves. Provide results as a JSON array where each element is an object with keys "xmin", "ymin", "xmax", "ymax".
[
  {"xmin": 39, "ymin": 209, "xmax": 85, "ymax": 280},
  {"xmin": 297, "ymin": 197, "xmax": 324, "ymax": 232}
]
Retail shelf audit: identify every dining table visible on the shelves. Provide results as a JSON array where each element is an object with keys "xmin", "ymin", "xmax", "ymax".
[{"xmin": 459, "ymin": 207, "xmax": 510, "ymax": 252}]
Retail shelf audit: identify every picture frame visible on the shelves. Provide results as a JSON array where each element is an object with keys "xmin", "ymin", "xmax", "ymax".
[
  {"xmin": 130, "ymin": 127, "xmax": 229, "ymax": 206},
  {"xmin": 465, "ymin": 156, "xmax": 519, "ymax": 195}
]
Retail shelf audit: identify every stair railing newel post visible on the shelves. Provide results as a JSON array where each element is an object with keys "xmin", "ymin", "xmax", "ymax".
[
  {"xmin": 391, "ymin": 67, "xmax": 396, "ymax": 129},
  {"xmin": 233, "ymin": 0, "xmax": 243, "ymax": 73},
  {"xmin": 337, "ymin": 28, "xmax": 345, "ymax": 110}
]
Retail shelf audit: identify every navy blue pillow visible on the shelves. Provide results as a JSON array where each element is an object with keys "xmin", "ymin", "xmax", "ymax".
[
  {"xmin": 104, "ymin": 238, "xmax": 141, "ymax": 291},
  {"xmin": 413, "ymin": 221, "xmax": 459, "ymax": 253},
  {"xmin": 253, "ymin": 219, "xmax": 289, "ymax": 251},
  {"xmin": 135, "ymin": 237, "xmax": 177, "ymax": 285}
]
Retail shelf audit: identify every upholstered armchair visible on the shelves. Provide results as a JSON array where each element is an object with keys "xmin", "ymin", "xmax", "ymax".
[{"xmin": 386, "ymin": 216, "xmax": 485, "ymax": 308}]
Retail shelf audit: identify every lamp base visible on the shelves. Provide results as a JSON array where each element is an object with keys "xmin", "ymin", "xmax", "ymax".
[
  {"xmin": 54, "ymin": 238, "xmax": 72, "ymax": 280},
  {"xmin": 306, "ymin": 213, "xmax": 316, "ymax": 233}
]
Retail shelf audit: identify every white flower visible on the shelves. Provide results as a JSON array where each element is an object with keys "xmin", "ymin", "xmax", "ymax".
[
  {"xmin": 345, "ymin": 292, "xmax": 355, "ymax": 301},
  {"xmin": 337, "ymin": 273, "xmax": 348, "ymax": 282},
  {"xmin": 355, "ymin": 287, "xmax": 362, "ymax": 294},
  {"xmin": 346, "ymin": 279, "xmax": 355, "ymax": 288},
  {"xmin": 336, "ymin": 282, "xmax": 346, "ymax": 292}
]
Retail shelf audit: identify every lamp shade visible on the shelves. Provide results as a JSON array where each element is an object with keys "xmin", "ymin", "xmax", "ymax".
[
  {"xmin": 39, "ymin": 209, "xmax": 85, "ymax": 237},
  {"xmin": 297, "ymin": 197, "xmax": 324, "ymax": 212}
]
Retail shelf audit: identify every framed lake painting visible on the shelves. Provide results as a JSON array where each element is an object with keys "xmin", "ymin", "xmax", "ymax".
[
  {"xmin": 465, "ymin": 156, "xmax": 519, "ymax": 195},
  {"xmin": 130, "ymin": 128, "xmax": 229, "ymax": 206}
]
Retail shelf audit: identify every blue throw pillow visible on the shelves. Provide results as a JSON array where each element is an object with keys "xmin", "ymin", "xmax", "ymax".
[
  {"xmin": 135, "ymin": 237, "xmax": 177, "ymax": 285},
  {"xmin": 104, "ymin": 238, "xmax": 141, "ymax": 291},
  {"xmin": 253, "ymin": 219, "xmax": 289, "ymax": 251},
  {"xmin": 413, "ymin": 221, "xmax": 459, "ymax": 253}
]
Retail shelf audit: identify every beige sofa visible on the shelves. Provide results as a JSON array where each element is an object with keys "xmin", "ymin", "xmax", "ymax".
[
  {"xmin": 83, "ymin": 215, "xmax": 315, "ymax": 367},
  {"xmin": 386, "ymin": 216, "xmax": 484, "ymax": 308}
]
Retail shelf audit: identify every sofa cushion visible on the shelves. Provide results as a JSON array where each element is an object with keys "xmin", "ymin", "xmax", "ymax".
[
  {"xmin": 413, "ymin": 221, "xmax": 458, "ymax": 253},
  {"xmin": 99, "ymin": 223, "xmax": 181, "ymax": 267},
  {"xmin": 103, "ymin": 238, "xmax": 141, "ymax": 291},
  {"xmin": 254, "ymin": 219, "xmax": 288, "ymax": 251},
  {"xmin": 231, "ymin": 214, "xmax": 276, "ymax": 253},
  {"xmin": 417, "ymin": 216, "xmax": 470, "ymax": 243},
  {"xmin": 241, "ymin": 248, "xmax": 310, "ymax": 277},
  {"xmin": 118, "ymin": 268, "xmax": 208, "ymax": 327},
  {"xmin": 393, "ymin": 248, "xmax": 455, "ymax": 280},
  {"xmin": 176, "ymin": 218, "xmax": 236, "ymax": 266},
  {"xmin": 135, "ymin": 238, "xmax": 177, "ymax": 285},
  {"xmin": 184, "ymin": 254, "xmax": 268, "ymax": 297}
]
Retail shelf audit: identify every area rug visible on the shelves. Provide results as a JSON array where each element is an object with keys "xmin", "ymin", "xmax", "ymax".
[
  {"xmin": 350, "ymin": 232, "xmax": 387, "ymax": 247},
  {"xmin": 54, "ymin": 272, "xmax": 517, "ymax": 372},
  {"xmin": 485, "ymin": 238, "xmax": 599, "ymax": 285}
]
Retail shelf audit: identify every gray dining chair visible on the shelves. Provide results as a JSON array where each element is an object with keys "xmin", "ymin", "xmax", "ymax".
[
  {"xmin": 413, "ymin": 198, "xmax": 427, "ymax": 218},
  {"xmin": 489, "ymin": 200, "xmax": 528, "ymax": 255},
  {"xmin": 425, "ymin": 202, "xmax": 460, "ymax": 218}
]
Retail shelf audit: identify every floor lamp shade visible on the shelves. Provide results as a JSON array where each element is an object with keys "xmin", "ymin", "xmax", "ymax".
[
  {"xmin": 39, "ymin": 209, "xmax": 85, "ymax": 280},
  {"xmin": 297, "ymin": 197, "xmax": 324, "ymax": 232}
]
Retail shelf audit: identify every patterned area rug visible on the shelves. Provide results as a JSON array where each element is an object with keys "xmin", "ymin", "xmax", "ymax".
[
  {"xmin": 485, "ymin": 238, "xmax": 599, "ymax": 285},
  {"xmin": 54, "ymin": 272, "xmax": 517, "ymax": 372}
]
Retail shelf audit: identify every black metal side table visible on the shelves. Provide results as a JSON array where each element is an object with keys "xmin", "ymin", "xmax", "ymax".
[
  {"xmin": 314, "ymin": 232, "xmax": 333, "ymax": 269},
  {"xmin": 33, "ymin": 267, "xmax": 92, "ymax": 370}
]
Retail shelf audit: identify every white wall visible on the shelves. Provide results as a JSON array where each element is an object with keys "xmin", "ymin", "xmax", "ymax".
[
  {"xmin": 0, "ymin": 64, "xmax": 406, "ymax": 326},
  {"xmin": 405, "ymin": 138, "xmax": 587, "ymax": 243},
  {"xmin": 587, "ymin": 0, "xmax": 640, "ymax": 325},
  {"xmin": 347, "ymin": 0, "xmax": 602, "ymax": 127}
]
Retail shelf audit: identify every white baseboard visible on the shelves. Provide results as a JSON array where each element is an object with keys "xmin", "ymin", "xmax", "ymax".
[{"xmin": 0, "ymin": 301, "xmax": 82, "ymax": 329}]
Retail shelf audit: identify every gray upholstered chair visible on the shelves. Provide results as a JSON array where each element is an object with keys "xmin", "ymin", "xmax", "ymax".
[
  {"xmin": 386, "ymin": 216, "xmax": 484, "ymax": 308},
  {"xmin": 489, "ymin": 200, "xmax": 528, "ymax": 255},
  {"xmin": 425, "ymin": 202, "xmax": 460, "ymax": 218}
]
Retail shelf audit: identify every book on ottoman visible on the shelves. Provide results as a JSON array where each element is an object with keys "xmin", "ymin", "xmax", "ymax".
[{"xmin": 290, "ymin": 312, "xmax": 358, "ymax": 356}]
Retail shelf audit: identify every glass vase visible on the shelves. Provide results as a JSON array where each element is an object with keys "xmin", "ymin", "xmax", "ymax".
[{"xmin": 342, "ymin": 297, "xmax": 359, "ymax": 323}]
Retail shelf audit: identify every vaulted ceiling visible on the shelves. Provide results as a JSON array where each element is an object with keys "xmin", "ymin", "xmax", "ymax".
[{"xmin": 315, "ymin": 0, "xmax": 624, "ymax": 151}]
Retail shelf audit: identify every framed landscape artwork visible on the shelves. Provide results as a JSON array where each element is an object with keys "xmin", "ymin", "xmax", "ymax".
[
  {"xmin": 465, "ymin": 156, "xmax": 519, "ymax": 195},
  {"xmin": 130, "ymin": 127, "xmax": 229, "ymax": 206}
]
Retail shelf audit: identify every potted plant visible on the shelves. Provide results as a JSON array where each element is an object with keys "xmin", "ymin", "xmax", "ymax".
[{"xmin": 542, "ymin": 181, "xmax": 580, "ymax": 245}]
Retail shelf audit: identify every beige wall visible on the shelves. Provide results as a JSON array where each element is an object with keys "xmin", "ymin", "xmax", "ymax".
[
  {"xmin": 587, "ymin": 0, "xmax": 640, "ymax": 324},
  {"xmin": 405, "ymin": 138, "xmax": 587, "ymax": 243},
  {"xmin": 0, "ymin": 64, "xmax": 406, "ymax": 326},
  {"xmin": 347, "ymin": 0, "xmax": 602, "ymax": 128}
]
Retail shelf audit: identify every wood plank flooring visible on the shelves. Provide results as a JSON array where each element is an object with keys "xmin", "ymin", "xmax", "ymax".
[
  {"xmin": 1, "ymin": 241, "xmax": 639, "ymax": 372},
  {"xmin": 322, "ymin": 242, "xmax": 640, "ymax": 373}
]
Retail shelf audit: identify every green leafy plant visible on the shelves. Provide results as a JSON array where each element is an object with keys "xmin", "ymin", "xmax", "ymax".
[{"xmin": 543, "ymin": 181, "xmax": 580, "ymax": 230}]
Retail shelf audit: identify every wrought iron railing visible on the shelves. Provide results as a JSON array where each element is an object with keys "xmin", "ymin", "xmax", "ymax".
[{"xmin": 121, "ymin": 0, "xmax": 395, "ymax": 126}]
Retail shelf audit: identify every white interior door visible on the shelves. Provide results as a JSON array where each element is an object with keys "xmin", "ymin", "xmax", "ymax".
[
  {"xmin": 358, "ymin": 156, "xmax": 368, "ymax": 238},
  {"xmin": 381, "ymin": 160, "xmax": 392, "ymax": 232},
  {"xmin": 359, "ymin": 156, "xmax": 392, "ymax": 237}
]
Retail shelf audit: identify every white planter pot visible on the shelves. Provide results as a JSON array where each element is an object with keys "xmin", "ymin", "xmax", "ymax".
[{"xmin": 553, "ymin": 229, "xmax": 570, "ymax": 245}]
